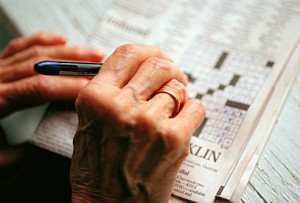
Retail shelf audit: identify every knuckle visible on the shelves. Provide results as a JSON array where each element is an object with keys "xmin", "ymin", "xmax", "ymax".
[
  {"xmin": 7, "ymin": 75, "xmax": 47, "ymax": 104},
  {"xmin": 8, "ymin": 38, "xmax": 21, "ymax": 51},
  {"xmin": 164, "ymin": 125, "xmax": 186, "ymax": 151},
  {"xmin": 167, "ymin": 79, "xmax": 186, "ymax": 90},
  {"xmin": 34, "ymin": 32, "xmax": 49, "ymax": 42},
  {"xmin": 31, "ymin": 46, "xmax": 44, "ymax": 57},
  {"xmin": 113, "ymin": 44, "xmax": 137, "ymax": 58},
  {"xmin": 137, "ymin": 108, "xmax": 157, "ymax": 127},
  {"xmin": 76, "ymin": 86, "xmax": 134, "ymax": 124},
  {"xmin": 133, "ymin": 110, "xmax": 188, "ymax": 153},
  {"xmin": 144, "ymin": 57, "xmax": 172, "ymax": 73},
  {"xmin": 70, "ymin": 47, "xmax": 85, "ymax": 58},
  {"xmin": 14, "ymin": 59, "xmax": 37, "ymax": 79},
  {"xmin": 76, "ymin": 83, "xmax": 102, "ymax": 105},
  {"xmin": 34, "ymin": 75, "xmax": 52, "ymax": 95},
  {"xmin": 165, "ymin": 79, "xmax": 186, "ymax": 96},
  {"xmin": 111, "ymin": 95, "xmax": 127, "ymax": 112},
  {"xmin": 109, "ymin": 94, "xmax": 136, "ymax": 123},
  {"xmin": 34, "ymin": 55, "xmax": 46, "ymax": 63},
  {"xmin": 148, "ymin": 45, "xmax": 164, "ymax": 55}
]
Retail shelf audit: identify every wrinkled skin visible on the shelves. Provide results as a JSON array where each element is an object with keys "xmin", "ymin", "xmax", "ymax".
[
  {"xmin": 70, "ymin": 44, "xmax": 206, "ymax": 202},
  {"xmin": 0, "ymin": 32, "xmax": 104, "ymax": 119}
]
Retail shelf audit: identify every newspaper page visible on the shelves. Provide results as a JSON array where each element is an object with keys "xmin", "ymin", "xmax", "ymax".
[
  {"xmin": 31, "ymin": 0, "xmax": 300, "ymax": 202},
  {"xmin": 227, "ymin": 42, "xmax": 300, "ymax": 202}
]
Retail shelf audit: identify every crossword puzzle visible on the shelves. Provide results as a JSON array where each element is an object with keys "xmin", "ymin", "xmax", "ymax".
[{"xmin": 178, "ymin": 39, "xmax": 274, "ymax": 149}]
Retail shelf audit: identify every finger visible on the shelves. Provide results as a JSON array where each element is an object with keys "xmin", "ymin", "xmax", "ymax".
[
  {"xmin": 94, "ymin": 44, "xmax": 173, "ymax": 88},
  {"xmin": 146, "ymin": 79, "xmax": 187, "ymax": 118},
  {"xmin": 124, "ymin": 101, "xmax": 203, "ymax": 196},
  {"xmin": 123, "ymin": 57, "xmax": 188, "ymax": 101},
  {"xmin": 0, "ymin": 32, "xmax": 67, "ymax": 59},
  {"xmin": 121, "ymin": 80, "xmax": 187, "ymax": 179},
  {"xmin": 0, "ymin": 75, "xmax": 89, "ymax": 117},
  {"xmin": 0, "ymin": 56, "xmax": 41, "ymax": 83},
  {"xmin": 171, "ymin": 99, "xmax": 206, "ymax": 139},
  {"xmin": 0, "ymin": 47, "xmax": 104, "ymax": 83},
  {"xmin": 0, "ymin": 45, "xmax": 104, "ymax": 67},
  {"xmin": 40, "ymin": 45, "xmax": 105, "ymax": 62}
]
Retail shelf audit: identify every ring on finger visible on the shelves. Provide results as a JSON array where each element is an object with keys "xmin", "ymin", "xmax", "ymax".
[{"xmin": 154, "ymin": 89, "xmax": 181, "ymax": 116}]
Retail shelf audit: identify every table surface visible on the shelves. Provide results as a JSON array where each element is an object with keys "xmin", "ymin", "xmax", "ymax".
[{"xmin": 0, "ymin": 1, "xmax": 299, "ymax": 202}]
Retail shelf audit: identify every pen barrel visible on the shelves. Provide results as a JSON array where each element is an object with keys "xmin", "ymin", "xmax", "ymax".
[{"xmin": 59, "ymin": 62, "xmax": 101, "ymax": 75}]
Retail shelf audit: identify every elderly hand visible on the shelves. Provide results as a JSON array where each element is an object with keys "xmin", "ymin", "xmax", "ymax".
[
  {"xmin": 0, "ymin": 32, "xmax": 104, "ymax": 118},
  {"xmin": 70, "ymin": 44, "xmax": 205, "ymax": 202}
]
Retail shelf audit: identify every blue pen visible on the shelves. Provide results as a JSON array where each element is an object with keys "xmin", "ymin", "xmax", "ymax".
[{"xmin": 34, "ymin": 60, "xmax": 103, "ymax": 76}]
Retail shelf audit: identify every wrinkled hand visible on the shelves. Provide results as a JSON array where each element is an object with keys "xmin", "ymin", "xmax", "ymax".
[
  {"xmin": 0, "ymin": 32, "xmax": 104, "ymax": 118},
  {"xmin": 70, "ymin": 44, "xmax": 205, "ymax": 202}
]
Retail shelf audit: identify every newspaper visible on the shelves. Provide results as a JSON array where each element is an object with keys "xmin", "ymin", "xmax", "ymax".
[{"xmin": 31, "ymin": 0, "xmax": 300, "ymax": 202}]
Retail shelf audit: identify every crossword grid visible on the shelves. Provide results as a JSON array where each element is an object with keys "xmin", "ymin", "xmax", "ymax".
[{"xmin": 179, "ymin": 39, "xmax": 273, "ymax": 149}]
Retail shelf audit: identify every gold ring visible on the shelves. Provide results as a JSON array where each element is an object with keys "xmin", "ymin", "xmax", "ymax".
[{"xmin": 155, "ymin": 89, "xmax": 181, "ymax": 116}]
